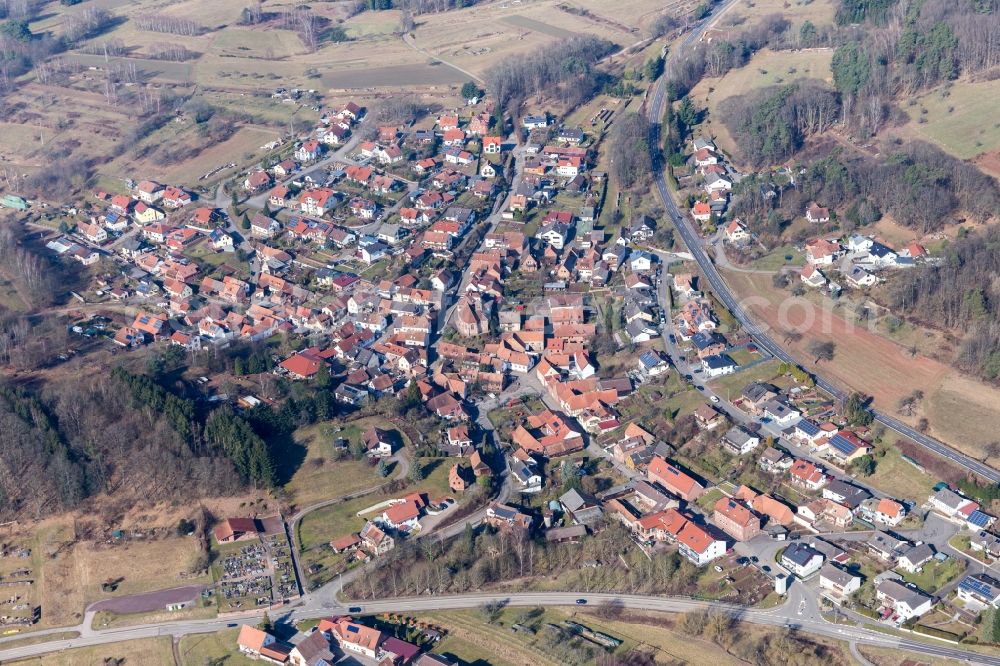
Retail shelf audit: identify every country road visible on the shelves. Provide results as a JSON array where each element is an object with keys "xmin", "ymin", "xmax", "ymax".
[
  {"xmin": 2, "ymin": 589, "xmax": 998, "ymax": 664},
  {"xmin": 644, "ymin": 4, "xmax": 1000, "ymax": 484}
]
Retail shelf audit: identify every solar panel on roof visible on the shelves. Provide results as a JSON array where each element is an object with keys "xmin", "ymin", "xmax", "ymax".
[
  {"xmin": 959, "ymin": 576, "xmax": 998, "ymax": 598},
  {"xmin": 968, "ymin": 510, "xmax": 992, "ymax": 527},
  {"xmin": 829, "ymin": 435, "xmax": 856, "ymax": 455}
]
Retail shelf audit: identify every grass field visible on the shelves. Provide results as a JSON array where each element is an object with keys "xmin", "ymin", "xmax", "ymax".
[
  {"xmin": 110, "ymin": 124, "xmax": 282, "ymax": 187},
  {"xmin": 92, "ymin": 604, "xmax": 216, "ymax": 630},
  {"xmin": 706, "ymin": 358, "xmax": 788, "ymax": 398},
  {"xmin": 864, "ymin": 448, "xmax": 937, "ymax": 503},
  {"xmin": 690, "ymin": 48, "xmax": 834, "ymax": 161},
  {"xmin": 12, "ymin": 636, "xmax": 174, "ymax": 665},
  {"xmin": 211, "ymin": 28, "xmax": 307, "ymax": 59},
  {"xmin": 749, "ymin": 244, "xmax": 806, "ymax": 271},
  {"xmin": 283, "ymin": 416, "xmax": 403, "ymax": 508},
  {"xmin": 723, "ymin": 0, "xmax": 836, "ymax": 30},
  {"xmin": 895, "ymin": 78, "xmax": 1000, "ymax": 161},
  {"xmin": 179, "ymin": 628, "xmax": 258, "ymax": 666},
  {"xmin": 75, "ymin": 537, "xmax": 210, "ymax": 605}
]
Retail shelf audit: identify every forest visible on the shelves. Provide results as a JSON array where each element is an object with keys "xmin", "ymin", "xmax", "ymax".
[
  {"xmin": 0, "ymin": 338, "xmax": 353, "ymax": 521},
  {"xmin": 830, "ymin": 0, "xmax": 1000, "ymax": 135},
  {"xmin": 719, "ymin": 82, "xmax": 841, "ymax": 165},
  {"xmin": 484, "ymin": 35, "xmax": 618, "ymax": 119},
  {"xmin": 886, "ymin": 224, "xmax": 1000, "ymax": 382},
  {"xmin": 726, "ymin": 140, "xmax": 1000, "ymax": 243}
]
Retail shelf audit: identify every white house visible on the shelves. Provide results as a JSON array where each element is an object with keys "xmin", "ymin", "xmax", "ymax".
[
  {"xmin": 819, "ymin": 564, "xmax": 861, "ymax": 602},
  {"xmin": 722, "ymin": 426, "xmax": 761, "ymax": 455},
  {"xmin": 781, "ymin": 542, "xmax": 824, "ymax": 578},
  {"xmin": 701, "ymin": 354, "xmax": 737, "ymax": 378},
  {"xmin": 510, "ymin": 458, "xmax": 542, "ymax": 493},
  {"xmin": 876, "ymin": 579, "xmax": 933, "ymax": 621},
  {"xmin": 956, "ymin": 574, "xmax": 1000, "ymax": 610}
]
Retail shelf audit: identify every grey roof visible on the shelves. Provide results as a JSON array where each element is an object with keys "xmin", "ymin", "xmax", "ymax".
[
  {"xmin": 900, "ymin": 543, "xmax": 935, "ymax": 566},
  {"xmin": 560, "ymin": 488, "xmax": 600, "ymax": 512},
  {"xmin": 876, "ymin": 579, "xmax": 931, "ymax": 608},
  {"xmin": 931, "ymin": 488, "xmax": 967, "ymax": 510},
  {"xmin": 545, "ymin": 524, "xmax": 587, "ymax": 542},
  {"xmin": 820, "ymin": 563, "xmax": 858, "ymax": 587},
  {"xmin": 824, "ymin": 480, "xmax": 871, "ymax": 509},
  {"xmin": 742, "ymin": 382, "xmax": 779, "ymax": 402},
  {"xmin": 809, "ymin": 538, "xmax": 846, "ymax": 562},
  {"xmin": 868, "ymin": 531, "xmax": 909, "ymax": 556},
  {"xmin": 723, "ymin": 426, "xmax": 758, "ymax": 449}
]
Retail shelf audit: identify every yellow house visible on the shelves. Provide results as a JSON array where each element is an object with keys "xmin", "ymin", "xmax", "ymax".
[{"xmin": 134, "ymin": 202, "xmax": 165, "ymax": 224}]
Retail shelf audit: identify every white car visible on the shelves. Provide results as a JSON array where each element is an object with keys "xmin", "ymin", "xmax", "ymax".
[{"xmin": 710, "ymin": 395, "xmax": 720, "ymax": 403}]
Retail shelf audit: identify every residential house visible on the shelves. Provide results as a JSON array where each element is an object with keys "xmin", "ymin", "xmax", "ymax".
[
  {"xmin": 647, "ymin": 456, "xmax": 703, "ymax": 501},
  {"xmin": 713, "ymin": 497, "xmax": 761, "ymax": 541},
  {"xmin": 789, "ymin": 459, "xmax": 828, "ymax": 490},
  {"xmin": 722, "ymin": 426, "xmax": 761, "ymax": 455},
  {"xmin": 701, "ymin": 354, "xmax": 737, "ymax": 378},
  {"xmin": 876, "ymin": 579, "xmax": 933, "ymax": 621},
  {"xmin": 560, "ymin": 488, "xmax": 604, "ymax": 526},
  {"xmin": 485, "ymin": 503, "xmax": 533, "ymax": 531},
  {"xmin": 362, "ymin": 427, "xmax": 393, "ymax": 457},
  {"xmin": 805, "ymin": 203, "xmax": 830, "ymax": 224},
  {"xmin": 957, "ymin": 574, "xmax": 1000, "ymax": 610},
  {"xmin": 360, "ymin": 521, "xmax": 394, "ymax": 555},
  {"xmin": 819, "ymin": 564, "xmax": 862, "ymax": 603},
  {"xmin": 289, "ymin": 631, "xmax": 334, "ymax": 666},
  {"xmin": 781, "ymin": 542, "xmax": 824, "ymax": 578}
]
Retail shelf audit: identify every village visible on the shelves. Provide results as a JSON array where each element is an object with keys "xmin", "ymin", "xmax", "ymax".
[{"xmin": 2, "ymin": 82, "xmax": 997, "ymax": 660}]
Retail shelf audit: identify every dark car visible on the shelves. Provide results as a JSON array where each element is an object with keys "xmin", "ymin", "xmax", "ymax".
[
  {"xmin": 348, "ymin": 606, "xmax": 363, "ymax": 613},
  {"xmin": 575, "ymin": 599, "xmax": 588, "ymax": 605},
  {"xmin": 751, "ymin": 556, "xmax": 759, "ymax": 563},
  {"xmin": 669, "ymin": 334, "xmax": 676, "ymax": 344},
  {"xmin": 696, "ymin": 386, "xmax": 705, "ymax": 391},
  {"xmin": 684, "ymin": 374, "xmax": 693, "ymax": 380},
  {"xmin": 762, "ymin": 565, "xmax": 771, "ymax": 573}
]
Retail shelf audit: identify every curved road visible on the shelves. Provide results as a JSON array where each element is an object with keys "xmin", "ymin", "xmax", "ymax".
[{"xmin": 644, "ymin": 6, "xmax": 1000, "ymax": 484}]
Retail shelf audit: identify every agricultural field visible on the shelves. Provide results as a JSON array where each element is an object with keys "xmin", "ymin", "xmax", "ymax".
[
  {"xmin": 690, "ymin": 48, "xmax": 835, "ymax": 161},
  {"xmin": 9, "ymin": 636, "xmax": 174, "ymax": 666},
  {"xmin": 721, "ymin": 269, "xmax": 1000, "ymax": 462},
  {"xmin": 895, "ymin": 78, "xmax": 1000, "ymax": 164}
]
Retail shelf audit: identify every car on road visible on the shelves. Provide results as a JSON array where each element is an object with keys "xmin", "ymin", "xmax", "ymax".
[
  {"xmin": 575, "ymin": 599, "xmax": 587, "ymax": 605},
  {"xmin": 710, "ymin": 395, "xmax": 720, "ymax": 403},
  {"xmin": 227, "ymin": 623, "xmax": 238, "ymax": 627},
  {"xmin": 762, "ymin": 565, "xmax": 771, "ymax": 573},
  {"xmin": 348, "ymin": 606, "xmax": 363, "ymax": 613},
  {"xmin": 684, "ymin": 374, "xmax": 692, "ymax": 380},
  {"xmin": 668, "ymin": 334, "xmax": 676, "ymax": 344},
  {"xmin": 751, "ymin": 556, "xmax": 759, "ymax": 563},
  {"xmin": 696, "ymin": 386, "xmax": 705, "ymax": 391}
]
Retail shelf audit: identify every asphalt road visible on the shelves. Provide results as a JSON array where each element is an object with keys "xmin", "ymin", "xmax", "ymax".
[
  {"xmin": 3, "ymin": 590, "xmax": 999, "ymax": 664},
  {"xmin": 644, "ymin": 9, "xmax": 1000, "ymax": 485}
]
